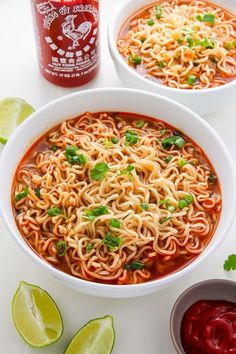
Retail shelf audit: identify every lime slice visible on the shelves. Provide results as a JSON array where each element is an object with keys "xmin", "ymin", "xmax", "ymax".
[
  {"xmin": 64, "ymin": 316, "xmax": 115, "ymax": 354},
  {"xmin": 12, "ymin": 281, "xmax": 63, "ymax": 347},
  {"xmin": 0, "ymin": 97, "xmax": 35, "ymax": 144}
]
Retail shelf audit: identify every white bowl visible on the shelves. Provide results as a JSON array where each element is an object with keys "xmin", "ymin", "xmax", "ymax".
[
  {"xmin": 108, "ymin": 0, "xmax": 236, "ymax": 116},
  {"xmin": 0, "ymin": 88, "xmax": 235, "ymax": 298}
]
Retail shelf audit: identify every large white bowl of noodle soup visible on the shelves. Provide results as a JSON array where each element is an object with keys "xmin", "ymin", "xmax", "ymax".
[
  {"xmin": 108, "ymin": 0, "xmax": 236, "ymax": 116},
  {"xmin": 0, "ymin": 88, "xmax": 235, "ymax": 298}
]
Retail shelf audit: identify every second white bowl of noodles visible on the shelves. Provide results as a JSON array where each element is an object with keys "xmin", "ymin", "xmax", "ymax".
[
  {"xmin": 108, "ymin": 0, "xmax": 236, "ymax": 116},
  {"xmin": 0, "ymin": 88, "xmax": 235, "ymax": 298}
]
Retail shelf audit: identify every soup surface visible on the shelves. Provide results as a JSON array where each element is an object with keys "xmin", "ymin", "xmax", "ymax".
[
  {"xmin": 12, "ymin": 112, "xmax": 221, "ymax": 285},
  {"xmin": 117, "ymin": 0, "xmax": 236, "ymax": 89}
]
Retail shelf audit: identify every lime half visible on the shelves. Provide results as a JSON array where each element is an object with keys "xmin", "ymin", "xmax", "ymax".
[
  {"xmin": 0, "ymin": 97, "xmax": 34, "ymax": 144},
  {"xmin": 12, "ymin": 281, "xmax": 63, "ymax": 348},
  {"xmin": 64, "ymin": 316, "xmax": 115, "ymax": 354}
]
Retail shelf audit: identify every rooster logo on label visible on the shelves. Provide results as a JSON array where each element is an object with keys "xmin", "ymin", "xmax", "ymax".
[{"xmin": 61, "ymin": 15, "xmax": 92, "ymax": 49}]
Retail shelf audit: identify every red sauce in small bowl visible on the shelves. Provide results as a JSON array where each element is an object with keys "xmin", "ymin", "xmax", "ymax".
[{"xmin": 181, "ymin": 300, "xmax": 236, "ymax": 354}]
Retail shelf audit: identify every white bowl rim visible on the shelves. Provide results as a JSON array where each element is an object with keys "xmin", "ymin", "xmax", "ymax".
[
  {"xmin": 108, "ymin": 0, "xmax": 236, "ymax": 95},
  {"xmin": 0, "ymin": 87, "xmax": 236, "ymax": 295},
  {"xmin": 169, "ymin": 278, "xmax": 236, "ymax": 353}
]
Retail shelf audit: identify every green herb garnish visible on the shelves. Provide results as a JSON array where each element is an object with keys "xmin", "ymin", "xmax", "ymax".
[
  {"xmin": 135, "ymin": 120, "xmax": 145, "ymax": 128},
  {"xmin": 195, "ymin": 37, "xmax": 214, "ymax": 49},
  {"xmin": 162, "ymin": 135, "xmax": 185, "ymax": 149},
  {"xmin": 90, "ymin": 162, "xmax": 109, "ymax": 181},
  {"xmin": 103, "ymin": 232, "xmax": 123, "ymax": 251},
  {"xmin": 155, "ymin": 5, "xmax": 162, "ymax": 19},
  {"xmin": 160, "ymin": 216, "xmax": 172, "ymax": 224},
  {"xmin": 224, "ymin": 254, "xmax": 236, "ymax": 271},
  {"xmin": 224, "ymin": 41, "xmax": 236, "ymax": 50},
  {"xmin": 158, "ymin": 198, "xmax": 170, "ymax": 206},
  {"xmin": 186, "ymin": 36, "xmax": 194, "ymax": 47},
  {"xmin": 177, "ymin": 38, "xmax": 184, "ymax": 45},
  {"xmin": 187, "ymin": 75, "xmax": 197, "ymax": 85},
  {"xmin": 196, "ymin": 15, "xmax": 203, "ymax": 22},
  {"xmin": 157, "ymin": 61, "xmax": 166, "ymax": 69},
  {"xmin": 84, "ymin": 206, "xmax": 109, "ymax": 221},
  {"xmin": 164, "ymin": 155, "xmax": 173, "ymax": 163},
  {"xmin": 50, "ymin": 145, "xmax": 59, "ymax": 152},
  {"xmin": 167, "ymin": 205, "xmax": 175, "ymax": 213},
  {"xmin": 48, "ymin": 208, "xmax": 61, "ymax": 216},
  {"xmin": 125, "ymin": 130, "xmax": 139, "ymax": 145},
  {"xmin": 203, "ymin": 13, "xmax": 215, "ymax": 25},
  {"xmin": 141, "ymin": 203, "xmax": 149, "ymax": 211},
  {"xmin": 55, "ymin": 240, "xmax": 67, "ymax": 257},
  {"xmin": 178, "ymin": 159, "xmax": 187, "ymax": 167},
  {"xmin": 178, "ymin": 199, "xmax": 188, "ymax": 209},
  {"xmin": 86, "ymin": 243, "xmax": 94, "ymax": 253},
  {"xmin": 103, "ymin": 138, "xmax": 113, "ymax": 149},
  {"xmin": 65, "ymin": 145, "xmax": 86, "ymax": 165},
  {"xmin": 184, "ymin": 195, "xmax": 193, "ymax": 204},
  {"xmin": 208, "ymin": 172, "xmax": 217, "ymax": 184},
  {"xmin": 120, "ymin": 164, "xmax": 135, "ymax": 176},
  {"xmin": 15, "ymin": 187, "xmax": 29, "ymax": 202},
  {"xmin": 35, "ymin": 188, "xmax": 41, "ymax": 198},
  {"xmin": 111, "ymin": 136, "xmax": 119, "ymax": 144},
  {"xmin": 128, "ymin": 54, "xmax": 142, "ymax": 65},
  {"xmin": 110, "ymin": 218, "xmax": 121, "ymax": 228},
  {"xmin": 125, "ymin": 260, "xmax": 144, "ymax": 270},
  {"xmin": 147, "ymin": 19, "xmax": 155, "ymax": 26}
]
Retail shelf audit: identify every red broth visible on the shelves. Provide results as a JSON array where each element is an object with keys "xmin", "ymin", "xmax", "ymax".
[
  {"xmin": 117, "ymin": 0, "xmax": 236, "ymax": 89},
  {"xmin": 181, "ymin": 300, "xmax": 236, "ymax": 354},
  {"xmin": 12, "ymin": 112, "xmax": 222, "ymax": 285}
]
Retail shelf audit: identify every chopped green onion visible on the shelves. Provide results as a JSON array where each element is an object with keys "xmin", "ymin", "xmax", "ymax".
[
  {"xmin": 135, "ymin": 120, "xmax": 145, "ymax": 128},
  {"xmin": 102, "ymin": 233, "xmax": 123, "ymax": 251},
  {"xmin": 155, "ymin": 5, "xmax": 162, "ymax": 19},
  {"xmin": 125, "ymin": 260, "xmax": 144, "ymax": 270},
  {"xmin": 178, "ymin": 199, "xmax": 188, "ymax": 209},
  {"xmin": 111, "ymin": 136, "xmax": 119, "ymax": 144},
  {"xmin": 160, "ymin": 216, "xmax": 172, "ymax": 224},
  {"xmin": 110, "ymin": 218, "xmax": 121, "ymax": 228},
  {"xmin": 157, "ymin": 61, "xmax": 166, "ymax": 69},
  {"xmin": 120, "ymin": 164, "xmax": 135, "ymax": 176},
  {"xmin": 158, "ymin": 198, "xmax": 170, "ymax": 206},
  {"xmin": 86, "ymin": 243, "xmax": 94, "ymax": 253},
  {"xmin": 141, "ymin": 203, "xmax": 149, "ymax": 211},
  {"xmin": 55, "ymin": 240, "xmax": 67, "ymax": 257},
  {"xmin": 50, "ymin": 145, "xmax": 59, "ymax": 152},
  {"xmin": 175, "ymin": 137, "xmax": 186, "ymax": 148},
  {"xmin": 48, "ymin": 207, "xmax": 61, "ymax": 216},
  {"xmin": 77, "ymin": 154, "xmax": 87, "ymax": 165},
  {"xmin": 66, "ymin": 145, "xmax": 86, "ymax": 165},
  {"xmin": 162, "ymin": 135, "xmax": 186, "ymax": 149},
  {"xmin": 167, "ymin": 205, "xmax": 175, "ymax": 213},
  {"xmin": 164, "ymin": 155, "xmax": 173, "ymax": 163},
  {"xmin": 147, "ymin": 19, "xmax": 155, "ymax": 26},
  {"xmin": 178, "ymin": 159, "xmax": 187, "ymax": 167},
  {"xmin": 84, "ymin": 206, "xmax": 109, "ymax": 221},
  {"xmin": 187, "ymin": 75, "xmax": 197, "ymax": 86},
  {"xmin": 177, "ymin": 38, "xmax": 184, "ymax": 45},
  {"xmin": 203, "ymin": 13, "xmax": 215, "ymax": 25},
  {"xmin": 195, "ymin": 37, "xmax": 214, "ymax": 49},
  {"xmin": 15, "ymin": 187, "xmax": 29, "ymax": 202},
  {"xmin": 186, "ymin": 36, "xmax": 194, "ymax": 47},
  {"xmin": 196, "ymin": 15, "xmax": 203, "ymax": 22},
  {"xmin": 208, "ymin": 172, "xmax": 217, "ymax": 184},
  {"xmin": 35, "ymin": 188, "xmax": 41, "ymax": 198},
  {"xmin": 184, "ymin": 195, "xmax": 193, "ymax": 204},
  {"xmin": 128, "ymin": 54, "xmax": 142, "ymax": 66},
  {"xmin": 90, "ymin": 162, "xmax": 109, "ymax": 181},
  {"xmin": 66, "ymin": 145, "xmax": 78, "ymax": 157},
  {"xmin": 125, "ymin": 130, "xmax": 139, "ymax": 145},
  {"xmin": 224, "ymin": 41, "xmax": 236, "ymax": 50},
  {"xmin": 103, "ymin": 138, "xmax": 113, "ymax": 149},
  {"xmin": 159, "ymin": 129, "xmax": 166, "ymax": 136}
]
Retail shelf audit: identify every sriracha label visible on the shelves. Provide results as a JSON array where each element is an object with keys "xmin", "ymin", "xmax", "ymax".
[{"xmin": 31, "ymin": 0, "xmax": 99, "ymax": 87}]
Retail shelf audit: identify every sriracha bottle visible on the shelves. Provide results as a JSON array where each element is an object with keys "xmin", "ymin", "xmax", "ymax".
[{"xmin": 31, "ymin": 0, "xmax": 99, "ymax": 87}]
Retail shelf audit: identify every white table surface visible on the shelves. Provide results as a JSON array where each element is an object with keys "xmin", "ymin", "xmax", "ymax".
[{"xmin": 0, "ymin": 0, "xmax": 236, "ymax": 353}]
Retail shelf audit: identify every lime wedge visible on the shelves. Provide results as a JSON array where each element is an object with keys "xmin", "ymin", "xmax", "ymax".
[
  {"xmin": 12, "ymin": 281, "xmax": 63, "ymax": 347},
  {"xmin": 64, "ymin": 316, "xmax": 115, "ymax": 354},
  {"xmin": 0, "ymin": 97, "xmax": 35, "ymax": 144}
]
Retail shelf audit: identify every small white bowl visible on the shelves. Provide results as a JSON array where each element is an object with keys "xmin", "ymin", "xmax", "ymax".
[
  {"xmin": 108, "ymin": 0, "xmax": 236, "ymax": 116},
  {"xmin": 170, "ymin": 279, "xmax": 236, "ymax": 353},
  {"xmin": 0, "ymin": 88, "xmax": 235, "ymax": 298}
]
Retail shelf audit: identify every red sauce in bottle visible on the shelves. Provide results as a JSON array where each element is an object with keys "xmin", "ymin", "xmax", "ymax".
[
  {"xmin": 181, "ymin": 300, "xmax": 236, "ymax": 354},
  {"xmin": 31, "ymin": 0, "xmax": 99, "ymax": 87}
]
